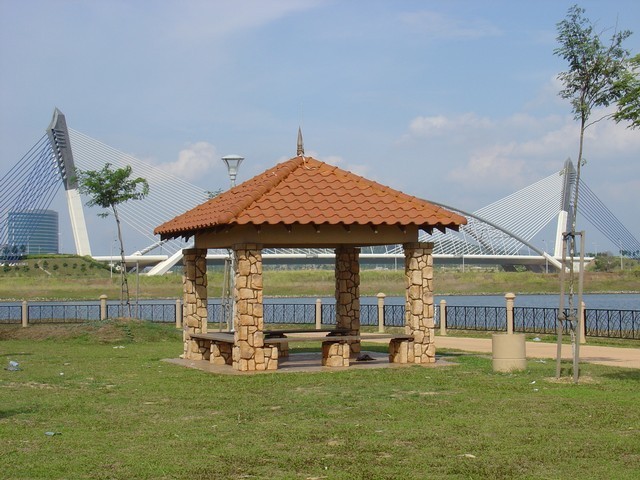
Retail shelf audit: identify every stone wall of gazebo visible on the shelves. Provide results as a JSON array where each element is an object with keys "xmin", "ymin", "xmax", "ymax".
[{"xmin": 180, "ymin": 241, "xmax": 437, "ymax": 370}]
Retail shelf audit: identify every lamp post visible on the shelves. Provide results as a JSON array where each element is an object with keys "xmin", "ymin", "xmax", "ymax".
[
  {"xmin": 221, "ymin": 154, "xmax": 244, "ymax": 331},
  {"xmin": 619, "ymin": 238, "xmax": 623, "ymax": 271},
  {"xmin": 222, "ymin": 155, "xmax": 244, "ymax": 187}
]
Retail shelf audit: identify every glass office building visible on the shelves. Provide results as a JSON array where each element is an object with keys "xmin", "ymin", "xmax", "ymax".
[{"xmin": 7, "ymin": 209, "xmax": 59, "ymax": 255}]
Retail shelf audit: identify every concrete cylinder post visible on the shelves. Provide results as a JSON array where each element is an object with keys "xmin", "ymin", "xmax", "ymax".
[
  {"xmin": 21, "ymin": 300, "xmax": 28, "ymax": 328},
  {"xmin": 377, "ymin": 292, "xmax": 386, "ymax": 333},
  {"xmin": 175, "ymin": 299, "xmax": 182, "ymax": 329},
  {"xmin": 580, "ymin": 301, "xmax": 586, "ymax": 344},
  {"xmin": 439, "ymin": 299, "xmax": 447, "ymax": 336},
  {"xmin": 99, "ymin": 294, "xmax": 108, "ymax": 320},
  {"xmin": 492, "ymin": 333, "xmax": 527, "ymax": 372},
  {"xmin": 315, "ymin": 298, "xmax": 322, "ymax": 329},
  {"xmin": 505, "ymin": 292, "xmax": 516, "ymax": 334}
]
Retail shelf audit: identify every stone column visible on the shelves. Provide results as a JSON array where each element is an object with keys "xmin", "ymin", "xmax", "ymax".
[
  {"xmin": 403, "ymin": 242, "xmax": 435, "ymax": 364},
  {"xmin": 439, "ymin": 299, "xmax": 447, "ymax": 336},
  {"xmin": 100, "ymin": 295, "xmax": 108, "ymax": 320},
  {"xmin": 377, "ymin": 293, "xmax": 386, "ymax": 333},
  {"xmin": 335, "ymin": 246, "xmax": 360, "ymax": 355},
  {"xmin": 505, "ymin": 292, "xmax": 515, "ymax": 334},
  {"xmin": 182, "ymin": 248, "xmax": 208, "ymax": 360},
  {"xmin": 232, "ymin": 244, "xmax": 277, "ymax": 371}
]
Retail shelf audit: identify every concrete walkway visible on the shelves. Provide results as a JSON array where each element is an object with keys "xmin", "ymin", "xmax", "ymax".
[{"xmin": 436, "ymin": 336, "xmax": 640, "ymax": 369}]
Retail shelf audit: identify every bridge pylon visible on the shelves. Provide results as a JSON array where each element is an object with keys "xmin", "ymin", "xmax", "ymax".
[{"xmin": 46, "ymin": 109, "xmax": 92, "ymax": 256}]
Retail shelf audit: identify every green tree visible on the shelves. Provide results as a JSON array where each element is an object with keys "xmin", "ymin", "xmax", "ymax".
[
  {"xmin": 554, "ymin": 5, "xmax": 636, "ymax": 381},
  {"xmin": 613, "ymin": 53, "xmax": 640, "ymax": 128},
  {"xmin": 76, "ymin": 163, "xmax": 149, "ymax": 316},
  {"xmin": 555, "ymin": 5, "xmax": 635, "ymax": 232}
]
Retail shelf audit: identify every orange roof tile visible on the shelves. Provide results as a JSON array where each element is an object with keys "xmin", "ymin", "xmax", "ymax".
[{"xmin": 154, "ymin": 156, "xmax": 466, "ymax": 238}]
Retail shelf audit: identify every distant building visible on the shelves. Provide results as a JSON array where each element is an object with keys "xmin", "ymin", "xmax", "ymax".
[{"xmin": 7, "ymin": 210, "xmax": 59, "ymax": 255}]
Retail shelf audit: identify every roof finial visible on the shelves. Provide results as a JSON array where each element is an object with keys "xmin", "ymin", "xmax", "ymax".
[{"xmin": 297, "ymin": 126, "xmax": 304, "ymax": 156}]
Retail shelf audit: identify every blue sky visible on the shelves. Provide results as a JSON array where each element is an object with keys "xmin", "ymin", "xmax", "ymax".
[{"xmin": 1, "ymin": 0, "xmax": 639, "ymax": 255}]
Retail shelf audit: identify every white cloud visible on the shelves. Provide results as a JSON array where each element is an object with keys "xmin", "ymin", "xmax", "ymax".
[
  {"xmin": 408, "ymin": 112, "xmax": 493, "ymax": 138},
  {"xmin": 525, "ymin": 75, "xmax": 565, "ymax": 108},
  {"xmin": 157, "ymin": 142, "xmax": 219, "ymax": 181},
  {"xmin": 443, "ymin": 110, "xmax": 640, "ymax": 194},
  {"xmin": 169, "ymin": 0, "xmax": 326, "ymax": 42},
  {"xmin": 448, "ymin": 143, "xmax": 528, "ymax": 190},
  {"xmin": 398, "ymin": 11, "xmax": 501, "ymax": 39}
]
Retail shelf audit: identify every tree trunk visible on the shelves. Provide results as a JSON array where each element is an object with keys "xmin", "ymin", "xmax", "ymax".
[{"xmin": 112, "ymin": 204, "xmax": 131, "ymax": 317}]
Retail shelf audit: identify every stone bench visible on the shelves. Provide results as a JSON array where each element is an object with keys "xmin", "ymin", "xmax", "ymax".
[
  {"xmin": 263, "ymin": 334, "xmax": 360, "ymax": 367},
  {"xmin": 189, "ymin": 331, "xmax": 415, "ymax": 369},
  {"xmin": 263, "ymin": 327, "xmax": 351, "ymax": 358},
  {"xmin": 189, "ymin": 332, "xmax": 235, "ymax": 365},
  {"xmin": 264, "ymin": 332, "xmax": 415, "ymax": 366}
]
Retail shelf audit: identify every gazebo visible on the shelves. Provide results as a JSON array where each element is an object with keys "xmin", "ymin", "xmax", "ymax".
[{"xmin": 154, "ymin": 142, "xmax": 466, "ymax": 372}]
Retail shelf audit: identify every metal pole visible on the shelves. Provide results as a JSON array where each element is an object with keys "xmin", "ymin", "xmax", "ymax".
[
  {"xmin": 221, "ymin": 155, "xmax": 243, "ymax": 332},
  {"xmin": 136, "ymin": 261, "xmax": 140, "ymax": 319},
  {"xmin": 619, "ymin": 239, "xmax": 623, "ymax": 271},
  {"xmin": 556, "ymin": 234, "xmax": 567, "ymax": 378},
  {"xmin": 574, "ymin": 231, "xmax": 585, "ymax": 383}
]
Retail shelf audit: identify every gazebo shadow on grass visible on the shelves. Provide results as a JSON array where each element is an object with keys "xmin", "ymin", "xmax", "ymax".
[{"xmin": 164, "ymin": 349, "xmax": 457, "ymax": 375}]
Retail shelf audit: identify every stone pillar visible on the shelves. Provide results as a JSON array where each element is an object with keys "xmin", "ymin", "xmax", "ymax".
[
  {"xmin": 377, "ymin": 292, "xmax": 386, "ymax": 333},
  {"xmin": 315, "ymin": 299, "xmax": 322, "ymax": 329},
  {"xmin": 100, "ymin": 295, "xmax": 108, "ymax": 320},
  {"xmin": 505, "ymin": 292, "xmax": 515, "ymax": 334},
  {"xmin": 439, "ymin": 299, "xmax": 447, "ymax": 336},
  {"xmin": 232, "ymin": 244, "xmax": 277, "ymax": 371},
  {"xmin": 403, "ymin": 242, "xmax": 435, "ymax": 364},
  {"xmin": 335, "ymin": 246, "xmax": 360, "ymax": 355},
  {"xmin": 182, "ymin": 248, "xmax": 208, "ymax": 360},
  {"xmin": 21, "ymin": 300, "xmax": 28, "ymax": 328},
  {"xmin": 175, "ymin": 299, "xmax": 182, "ymax": 329}
]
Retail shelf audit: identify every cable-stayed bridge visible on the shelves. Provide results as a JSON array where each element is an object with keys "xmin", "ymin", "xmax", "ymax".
[{"xmin": 1, "ymin": 109, "xmax": 639, "ymax": 273}]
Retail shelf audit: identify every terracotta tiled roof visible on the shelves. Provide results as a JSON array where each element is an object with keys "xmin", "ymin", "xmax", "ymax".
[{"xmin": 154, "ymin": 156, "xmax": 466, "ymax": 238}]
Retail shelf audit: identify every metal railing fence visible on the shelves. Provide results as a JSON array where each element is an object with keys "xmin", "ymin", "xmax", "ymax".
[
  {"xmin": 445, "ymin": 306, "xmax": 504, "ymax": 331},
  {"xmin": 514, "ymin": 307, "xmax": 562, "ymax": 335},
  {"xmin": 264, "ymin": 303, "xmax": 316, "ymax": 324},
  {"xmin": 0, "ymin": 304, "xmax": 22, "ymax": 324},
  {"xmin": 585, "ymin": 308, "xmax": 639, "ymax": 339},
  {"xmin": 1, "ymin": 299, "xmax": 638, "ymax": 340}
]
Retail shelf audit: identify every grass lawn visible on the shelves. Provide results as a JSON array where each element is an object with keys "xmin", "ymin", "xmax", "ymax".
[{"xmin": 1, "ymin": 322, "xmax": 639, "ymax": 479}]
